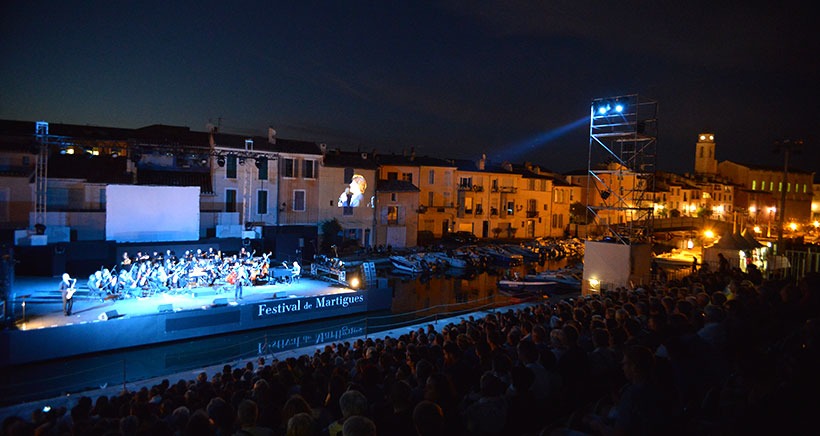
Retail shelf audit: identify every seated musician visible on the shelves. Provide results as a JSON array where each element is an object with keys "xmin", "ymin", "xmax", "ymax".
[
  {"xmin": 291, "ymin": 261, "xmax": 301, "ymax": 282},
  {"xmin": 101, "ymin": 268, "xmax": 116, "ymax": 294},
  {"xmin": 121, "ymin": 252, "xmax": 133, "ymax": 271},
  {"xmin": 88, "ymin": 271, "xmax": 104, "ymax": 300}
]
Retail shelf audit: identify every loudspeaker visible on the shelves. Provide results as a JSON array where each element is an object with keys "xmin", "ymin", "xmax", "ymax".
[
  {"xmin": 212, "ymin": 298, "xmax": 229, "ymax": 307},
  {"xmin": 273, "ymin": 291, "xmax": 287, "ymax": 299},
  {"xmin": 98, "ymin": 310, "xmax": 119, "ymax": 321},
  {"xmin": 157, "ymin": 304, "xmax": 174, "ymax": 313}
]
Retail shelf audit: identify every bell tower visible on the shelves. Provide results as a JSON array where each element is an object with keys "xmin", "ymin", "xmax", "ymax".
[{"xmin": 694, "ymin": 133, "xmax": 717, "ymax": 175}]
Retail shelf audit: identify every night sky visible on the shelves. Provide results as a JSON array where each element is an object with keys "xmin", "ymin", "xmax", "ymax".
[{"xmin": 1, "ymin": 2, "xmax": 816, "ymax": 174}]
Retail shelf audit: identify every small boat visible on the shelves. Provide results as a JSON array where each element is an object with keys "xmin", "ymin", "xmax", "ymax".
[
  {"xmin": 427, "ymin": 251, "xmax": 472, "ymax": 269},
  {"xmin": 476, "ymin": 246, "xmax": 524, "ymax": 266},
  {"xmin": 497, "ymin": 279, "xmax": 557, "ymax": 292},
  {"xmin": 528, "ymin": 270, "xmax": 582, "ymax": 289},
  {"xmin": 389, "ymin": 255, "xmax": 427, "ymax": 274}
]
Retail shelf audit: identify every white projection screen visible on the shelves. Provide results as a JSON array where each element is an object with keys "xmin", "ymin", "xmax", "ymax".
[{"xmin": 106, "ymin": 185, "xmax": 200, "ymax": 242}]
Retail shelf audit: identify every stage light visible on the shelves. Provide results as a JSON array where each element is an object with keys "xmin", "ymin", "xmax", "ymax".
[
  {"xmin": 614, "ymin": 103, "xmax": 624, "ymax": 113},
  {"xmin": 597, "ymin": 104, "xmax": 609, "ymax": 115},
  {"xmin": 349, "ymin": 277, "xmax": 360, "ymax": 289},
  {"xmin": 217, "ymin": 156, "xmax": 226, "ymax": 167}
]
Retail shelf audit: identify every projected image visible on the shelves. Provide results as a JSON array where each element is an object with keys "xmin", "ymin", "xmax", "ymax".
[{"xmin": 338, "ymin": 174, "xmax": 367, "ymax": 207}]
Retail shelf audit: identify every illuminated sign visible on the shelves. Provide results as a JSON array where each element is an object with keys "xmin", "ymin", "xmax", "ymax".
[{"xmin": 253, "ymin": 293, "xmax": 367, "ymax": 319}]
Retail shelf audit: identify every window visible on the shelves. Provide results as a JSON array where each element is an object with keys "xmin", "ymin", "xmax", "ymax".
[
  {"xmin": 227, "ymin": 155, "xmax": 237, "ymax": 179},
  {"xmin": 428, "ymin": 170, "xmax": 435, "ymax": 185},
  {"xmin": 0, "ymin": 188, "xmax": 9, "ymax": 221},
  {"xmin": 257, "ymin": 190, "xmax": 268, "ymax": 215},
  {"xmin": 506, "ymin": 201, "xmax": 515, "ymax": 215},
  {"xmin": 387, "ymin": 171, "xmax": 398, "ymax": 181},
  {"xmin": 459, "ymin": 176, "xmax": 472, "ymax": 189},
  {"xmin": 428, "ymin": 191, "xmax": 434, "ymax": 207},
  {"xmin": 257, "ymin": 157, "xmax": 268, "ymax": 180},
  {"xmin": 226, "ymin": 189, "xmax": 237, "ymax": 212},
  {"xmin": 752, "ymin": 180, "xmax": 756, "ymax": 190},
  {"xmin": 387, "ymin": 206, "xmax": 399, "ymax": 225},
  {"xmin": 391, "ymin": 193, "xmax": 397, "ymax": 202},
  {"xmin": 283, "ymin": 158, "xmax": 296, "ymax": 178},
  {"xmin": 292, "ymin": 190, "xmax": 306, "ymax": 211},
  {"xmin": 778, "ymin": 182, "xmax": 782, "ymax": 192},
  {"xmin": 402, "ymin": 172, "xmax": 413, "ymax": 183},
  {"xmin": 303, "ymin": 159, "xmax": 317, "ymax": 179}
]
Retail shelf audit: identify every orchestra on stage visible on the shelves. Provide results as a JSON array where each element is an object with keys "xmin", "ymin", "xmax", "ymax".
[{"xmin": 86, "ymin": 247, "xmax": 301, "ymax": 300}]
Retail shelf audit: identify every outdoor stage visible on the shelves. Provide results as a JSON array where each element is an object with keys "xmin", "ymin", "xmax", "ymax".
[{"xmin": 0, "ymin": 275, "xmax": 391, "ymax": 366}]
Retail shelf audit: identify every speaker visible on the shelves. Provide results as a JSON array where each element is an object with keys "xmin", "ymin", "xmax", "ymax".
[
  {"xmin": 212, "ymin": 298, "xmax": 229, "ymax": 307},
  {"xmin": 98, "ymin": 310, "xmax": 119, "ymax": 321},
  {"xmin": 273, "ymin": 291, "xmax": 287, "ymax": 299},
  {"xmin": 157, "ymin": 304, "xmax": 174, "ymax": 313}
]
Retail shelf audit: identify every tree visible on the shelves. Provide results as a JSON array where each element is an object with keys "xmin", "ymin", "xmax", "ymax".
[
  {"xmin": 319, "ymin": 218, "xmax": 343, "ymax": 254},
  {"xmin": 569, "ymin": 201, "xmax": 592, "ymax": 224},
  {"xmin": 696, "ymin": 207, "xmax": 713, "ymax": 218}
]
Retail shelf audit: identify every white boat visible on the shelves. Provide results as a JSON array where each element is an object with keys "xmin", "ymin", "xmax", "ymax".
[
  {"xmin": 427, "ymin": 251, "xmax": 472, "ymax": 269},
  {"xmin": 528, "ymin": 270, "xmax": 582, "ymax": 289},
  {"xmin": 389, "ymin": 255, "xmax": 426, "ymax": 274},
  {"xmin": 497, "ymin": 279, "xmax": 557, "ymax": 292}
]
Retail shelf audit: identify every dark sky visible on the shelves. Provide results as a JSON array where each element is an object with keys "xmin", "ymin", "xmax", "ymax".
[{"xmin": 1, "ymin": 1, "xmax": 816, "ymax": 174}]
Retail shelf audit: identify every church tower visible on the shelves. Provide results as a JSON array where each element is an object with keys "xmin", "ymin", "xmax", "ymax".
[{"xmin": 694, "ymin": 133, "xmax": 717, "ymax": 175}]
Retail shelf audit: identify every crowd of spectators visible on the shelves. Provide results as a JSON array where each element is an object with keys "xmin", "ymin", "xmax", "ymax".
[{"xmin": 3, "ymin": 267, "xmax": 818, "ymax": 435}]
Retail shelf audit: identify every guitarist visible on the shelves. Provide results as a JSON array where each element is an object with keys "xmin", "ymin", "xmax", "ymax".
[{"xmin": 60, "ymin": 273, "xmax": 76, "ymax": 316}]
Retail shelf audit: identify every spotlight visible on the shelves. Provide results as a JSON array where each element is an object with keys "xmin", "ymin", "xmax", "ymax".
[
  {"xmin": 597, "ymin": 104, "xmax": 609, "ymax": 115},
  {"xmin": 217, "ymin": 156, "xmax": 226, "ymax": 167},
  {"xmin": 255, "ymin": 157, "xmax": 267, "ymax": 169},
  {"xmin": 349, "ymin": 277, "xmax": 360, "ymax": 289},
  {"xmin": 614, "ymin": 103, "xmax": 624, "ymax": 113}
]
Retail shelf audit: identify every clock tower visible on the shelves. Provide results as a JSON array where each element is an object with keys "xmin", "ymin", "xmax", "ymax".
[{"xmin": 694, "ymin": 133, "xmax": 717, "ymax": 175}]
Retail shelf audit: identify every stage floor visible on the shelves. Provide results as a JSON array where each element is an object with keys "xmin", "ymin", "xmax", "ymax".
[{"xmin": 6, "ymin": 275, "xmax": 357, "ymax": 331}]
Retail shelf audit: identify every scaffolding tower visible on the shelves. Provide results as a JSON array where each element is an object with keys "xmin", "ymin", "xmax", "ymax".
[
  {"xmin": 586, "ymin": 94, "xmax": 658, "ymax": 244},
  {"xmin": 33, "ymin": 121, "xmax": 49, "ymax": 229}
]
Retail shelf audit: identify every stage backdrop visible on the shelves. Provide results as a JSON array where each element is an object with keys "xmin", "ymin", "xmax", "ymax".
[{"xmin": 105, "ymin": 185, "xmax": 200, "ymax": 242}]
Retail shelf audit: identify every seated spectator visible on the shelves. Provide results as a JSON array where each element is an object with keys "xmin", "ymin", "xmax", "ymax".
[
  {"xmin": 236, "ymin": 399, "xmax": 274, "ymax": 436},
  {"xmin": 325, "ymin": 390, "xmax": 368, "ymax": 436},
  {"xmin": 341, "ymin": 415, "xmax": 376, "ymax": 436},
  {"xmin": 413, "ymin": 401, "xmax": 444, "ymax": 436}
]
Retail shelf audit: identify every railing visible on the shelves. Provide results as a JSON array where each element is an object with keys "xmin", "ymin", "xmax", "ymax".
[{"xmin": 526, "ymin": 211, "xmax": 538, "ymax": 218}]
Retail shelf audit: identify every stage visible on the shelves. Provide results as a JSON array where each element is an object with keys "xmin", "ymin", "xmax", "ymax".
[{"xmin": 0, "ymin": 274, "xmax": 391, "ymax": 366}]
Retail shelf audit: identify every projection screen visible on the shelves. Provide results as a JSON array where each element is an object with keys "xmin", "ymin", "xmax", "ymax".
[{"xmin": 106, "ymin": 185, "xmax": 200, "ymax": 242}]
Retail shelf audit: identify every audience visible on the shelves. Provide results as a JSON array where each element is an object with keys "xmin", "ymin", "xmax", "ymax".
[{"xmin": 3, "ymin": 268, "xmax": 817, "ymax": 435}]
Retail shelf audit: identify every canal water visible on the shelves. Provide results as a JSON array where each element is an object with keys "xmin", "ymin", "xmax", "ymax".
[{"xmin": 0, "ymin": 257, "xmax": 576, "ymax": 407}]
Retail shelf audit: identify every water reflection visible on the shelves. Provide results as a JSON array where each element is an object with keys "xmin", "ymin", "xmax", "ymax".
[{"xmin": 0, "ymin": 257, "xmax": 575, "ymax": 406}]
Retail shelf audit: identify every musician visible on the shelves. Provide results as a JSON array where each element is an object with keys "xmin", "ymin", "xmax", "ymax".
[
  {"xmin": 291, "ymin": 261, "xmax": 301, "ymax": 283},
  {"xmin": 121, "ymin": 252, "xmax": 133, "ymax": 271},
  {"xmin": 59, "ymin": 273, "xmax": 75, "ymax": 316},
  {"xmin": 234, "ymin": 263, "xmax": 247, "ymax": 300}
]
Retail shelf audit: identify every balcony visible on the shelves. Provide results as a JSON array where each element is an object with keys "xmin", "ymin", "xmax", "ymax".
[{"xmin": 526, "ymin": 210, "xmax": 539, "ymax": 218}]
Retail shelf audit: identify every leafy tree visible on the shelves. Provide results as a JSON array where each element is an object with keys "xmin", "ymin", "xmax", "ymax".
[
  {"xmin": 697, "ymin": 207, "xmax": 713, "ymax": 218},
  {"xmin": 319, "ymin": 218, "xmax": 343, "ymax": 254},
  {"xmin": 570, "ymin": 201, "xmax": 593, "ymax": 224}
]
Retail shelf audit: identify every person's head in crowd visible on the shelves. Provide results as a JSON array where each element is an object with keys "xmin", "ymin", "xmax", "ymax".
[
  {"xmin": 282, "ymin": 394, "xmax": 312, "ymax": 425},
  {"xmin": 622, "ymin": 345, "xmax": 655, "ymax": 384},
  {"xmin": 413, "ymin": 401, "xmax": 444, "ymax": 436},
  {"xmin": 517, "ymin": 338, "xmax": 539, "ymax": 365},
  {"xmin": 592, "ymin": 328, "xmax": 610, "ymax": 350},
  {"xmin": 342, "ymin": 415, "xmax": 376, "ymax": 436},
  {"xmin": 424, "ymin": 373, "xmax": 457, "ymax": 406},
  {"xmin": 286, "ymin": 412, "xmax": 317, "ymax": 436},
  {"xmin": 236, "ymin": 399, "xmax": 259, "ymax": 429},
  {"xmin": 562, "ymin": 324, "xmax": 580, "ymax": 348},
  {"xmin": 184, "ymin": 409, "xmax": 215, "ymax": 435},
  {"xmin": 206, "ymin": 397, "xmax": 234, "ymax": 432},
  {"xmin": 339, "ymin": 389, "xmax": 369, "ymax": 421}
]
